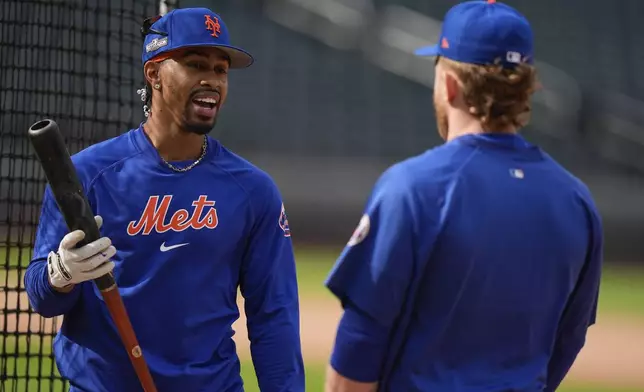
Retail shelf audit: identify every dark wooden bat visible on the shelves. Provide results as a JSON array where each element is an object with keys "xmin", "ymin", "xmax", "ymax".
[{"xmin": 27, "ymin": 119, "xmax": 158, "ymax": 392}]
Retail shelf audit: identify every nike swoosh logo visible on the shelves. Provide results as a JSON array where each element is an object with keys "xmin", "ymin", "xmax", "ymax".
[{"xmin": 160, "ymin": 242, "xmax": 189, "ymax": 252}]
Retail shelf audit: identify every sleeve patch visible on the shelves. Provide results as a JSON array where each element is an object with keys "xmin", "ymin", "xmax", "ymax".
[
  {"xmin": 279, "ymin": 203, "xmax": 291, "ymax": 237},
  {"xmin": 347, "ymin": 214, "xmax": 370, "ymax": 246}
]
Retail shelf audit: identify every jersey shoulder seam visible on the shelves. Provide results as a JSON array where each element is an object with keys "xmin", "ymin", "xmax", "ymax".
[
  {"xmin": 206, "ymin": 160, "xmax": 257, "ymax": 222},
  {"xmin": 85, "ymin": 150, "xmax": 145, "ymax": 193},
  {"xmin": 451, "ymin": 145, "xmax": 483, "ymax": 180},
  {"xmin": 429, "ymin": 145, "xmax": 482, "ymax": 199},
  {"xmin": 432, "ymin": 146, "xmax": 482, "ymax": 231}
]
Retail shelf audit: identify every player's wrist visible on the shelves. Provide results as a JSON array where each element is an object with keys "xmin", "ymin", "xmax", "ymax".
[
  {"xmin": 49, "ymin": 277, "xmax": 75, "ymax": 293},
  {"xmin": 47, "ymin": 271, "xmax": 75, "ymax": 293},
  {"xmin": 46, "ymin": 251, "xmax": 75, "ymax": 292}
]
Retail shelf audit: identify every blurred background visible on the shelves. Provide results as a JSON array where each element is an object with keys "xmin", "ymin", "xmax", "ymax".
[{"xmin": 1, "ymin": 0, "xmax": 643, "ymax": 391}]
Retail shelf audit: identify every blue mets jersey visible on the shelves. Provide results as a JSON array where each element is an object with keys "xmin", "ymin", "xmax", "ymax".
[
  {"xmin": 24, "ymin": 124, "xmax": 304, "ymax": 392},
  {"xmin": 325, "ymin": 133, "xmax": 602, "ymax": 392}
]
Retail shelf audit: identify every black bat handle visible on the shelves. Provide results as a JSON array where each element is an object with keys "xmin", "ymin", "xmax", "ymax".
[{"xmin": 28, "ymin": 119, "xmax": 116, "ymax": 291}]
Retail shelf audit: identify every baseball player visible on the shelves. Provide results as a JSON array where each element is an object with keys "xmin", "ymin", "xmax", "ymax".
[
  {"xmin": 323, "ymin": 1, "xmax": 603, "ymax": 391},
  {"xmin": 24, "ymin": 8, "xmax": 305, "ymax": 392}
]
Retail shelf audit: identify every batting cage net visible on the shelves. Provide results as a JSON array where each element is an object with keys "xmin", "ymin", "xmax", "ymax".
[{"xmin": 0, "ymin": 0, "xmax": 165, "ymax": 390}]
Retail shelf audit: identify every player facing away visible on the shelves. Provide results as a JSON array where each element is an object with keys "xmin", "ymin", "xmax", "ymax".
[
  {"xmin": 323, "ymin": 1, "xmax": 603, "ymax": 391},
  {"xmin": 24, "ymin": 8, "xmax": 304, "ymax": 392}
]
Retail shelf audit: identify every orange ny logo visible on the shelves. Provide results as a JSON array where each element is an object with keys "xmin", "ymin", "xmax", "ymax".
[{"xmin": 204, "ymin": 15, "xmax": 221, "ymax": 37}]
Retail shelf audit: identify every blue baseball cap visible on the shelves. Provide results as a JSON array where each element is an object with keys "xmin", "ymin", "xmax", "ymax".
[
  {"xmin": 141, "ymin": 7, "xmax": 254, "ymax": 68},
  {"xmin": 415, "ymin": 0, "xmax": 533, "ymax": 68}
]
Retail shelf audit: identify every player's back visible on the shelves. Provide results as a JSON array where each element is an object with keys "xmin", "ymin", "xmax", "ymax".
[{"xmin": 383, "ymin": 133, "xmax": 598, "ymax": 391}]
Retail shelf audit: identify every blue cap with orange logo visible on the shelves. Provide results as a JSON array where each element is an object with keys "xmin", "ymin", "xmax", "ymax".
[
  {"xmin": 141, "ymin": 7, "xmax": 254, "ymax": 68},
  {"xmin": 415, "ymin": 0, "xmax": 533, "ymax": 68}
]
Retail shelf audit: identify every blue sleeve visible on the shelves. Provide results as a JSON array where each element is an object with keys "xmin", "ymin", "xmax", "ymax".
[
  {"xmin": 545, "ymin": 202, "xmax": 603, "ymax": 391},
  {"xmin": 324, "ymin": 170, "xmax": 418, "ymax": 378},
  {"xmin": 24, "ymin": 186, "xmax": 81, "ymax": 318},
  {"xmin": 239, "ymin": 181, "xmax": 305, "ymax": 392},
  {"xmin": 326, "ymin": 170, "xmax": 417, "ymax": 327},
  {"xmin": 330, "ymin": 301, "xmax": 389, "ymax": 382}
]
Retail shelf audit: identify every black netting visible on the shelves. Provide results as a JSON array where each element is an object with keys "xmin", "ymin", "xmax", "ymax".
[{"xmin": 1, "ymin": 1, "xmax": 160, "ymax": 390}]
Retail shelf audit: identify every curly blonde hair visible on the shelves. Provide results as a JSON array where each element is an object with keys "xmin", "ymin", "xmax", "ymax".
[{"xmin": 440, "ymin": 57, "xmax": 539, "ymax": 132}]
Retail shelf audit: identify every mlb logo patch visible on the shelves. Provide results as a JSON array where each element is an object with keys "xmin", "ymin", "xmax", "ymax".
[
  {"xmin": 506, "ymin": 51, "xmax": 522, "ymax": 64},
  {"xmin": 509, "ymin": 168, "xmax": 525, "ymax": 179}
]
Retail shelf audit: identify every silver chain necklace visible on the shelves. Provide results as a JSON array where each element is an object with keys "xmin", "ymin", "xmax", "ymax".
[{"xmin": 160, "ymin": 136, "xmax": 208, "ymax": 173}]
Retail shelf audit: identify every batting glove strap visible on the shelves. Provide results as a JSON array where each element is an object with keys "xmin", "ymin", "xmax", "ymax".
[{"xmin": 47, "ymin": 251, "xmax": 73, "ymax": 289}]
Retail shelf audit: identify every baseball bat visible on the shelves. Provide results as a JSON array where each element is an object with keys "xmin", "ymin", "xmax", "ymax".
[{"xmin": 28, "ymin": 119, "xmax": 158, "ymax": 392}]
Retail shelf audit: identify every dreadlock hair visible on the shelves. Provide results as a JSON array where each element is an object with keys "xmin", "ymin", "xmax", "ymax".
[
  {"xmin": 136, "ymin": 82, "xmax": 152, "ymax": 118},
  {"xmin": 138, "ymin": 15, "xmax": 165, "ymax": 119}
]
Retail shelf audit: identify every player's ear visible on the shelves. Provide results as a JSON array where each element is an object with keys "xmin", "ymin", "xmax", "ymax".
[
  {"xmin": 444, "ymin": 72, "xmax": 460, "ymax": 105},
  {"xmin": 143, "ymin": 61, "xmax": 161, "ymax": 87}
]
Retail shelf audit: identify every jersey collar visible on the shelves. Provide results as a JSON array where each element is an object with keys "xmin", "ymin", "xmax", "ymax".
[
  {"xmin": 452, "ymin": 132, "xmax": 544, "ymax": 160},
  {"xmin": 131, "ymin": 122, "xmax": 219, "ymax": 171}
]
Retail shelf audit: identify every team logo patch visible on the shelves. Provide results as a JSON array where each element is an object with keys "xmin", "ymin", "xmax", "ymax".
[
  {"xmin": 347, "ymin": 214, "xmax": 370, "ymax": 246},
  {"xmin": 279, "ymin": 203, "xmax": 291, "ymax": 237},
  {"xmin": 204, "ymin": 15, "xmax": 222, "ymax": 37}
]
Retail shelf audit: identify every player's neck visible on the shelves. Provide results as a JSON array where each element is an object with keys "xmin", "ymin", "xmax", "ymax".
[
  {"xmin": 445, "ymin": 113, "xmax": 516, "ymax": 142},
  {"xmin": 143, "ymin": 116, "xmax": 205, "ymax": 162}
]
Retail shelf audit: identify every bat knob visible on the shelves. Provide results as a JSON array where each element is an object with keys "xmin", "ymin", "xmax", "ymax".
[
  {"xmin": 28, "ymin": 119, "xmax": 62, "ymax": 151},
  {"xmin": 28, "ymin": 119, "xmax": 58, "ymax": 136}
]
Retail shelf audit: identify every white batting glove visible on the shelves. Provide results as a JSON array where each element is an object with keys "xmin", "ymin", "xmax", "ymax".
[{"xmin": 47, "ymin": 215, "xmax": 117, "ymax": 289}]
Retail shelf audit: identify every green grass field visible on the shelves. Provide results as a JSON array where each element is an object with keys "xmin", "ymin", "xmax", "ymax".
[{"xmin": 2, "ymin": 245, "xmax": 644, "ymax": 391}]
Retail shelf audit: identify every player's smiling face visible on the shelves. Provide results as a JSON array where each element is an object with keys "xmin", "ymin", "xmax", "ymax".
[{"xmin": 155, "ymin": 47, "xmax": 230, "ymax": 135}]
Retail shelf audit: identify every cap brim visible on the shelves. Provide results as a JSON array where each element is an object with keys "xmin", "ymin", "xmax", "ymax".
[
  {"xmin": 414, "ymin": 45, "xmax": 440, "ymax": 57},
  {"xmin": 156, "ymin": 43, "xmax": 254, "ymax": 68},
  {"xmin": 211, "ymin": 44, "xmax": 254, "ymax": 69}
]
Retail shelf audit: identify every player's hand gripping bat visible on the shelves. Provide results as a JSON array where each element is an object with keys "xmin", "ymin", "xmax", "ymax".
[{"xmin": 27, "ymin": 119, "xmax": 158, "ymax": 392}]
